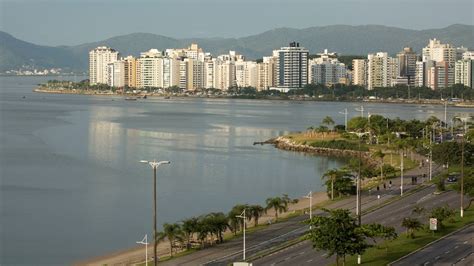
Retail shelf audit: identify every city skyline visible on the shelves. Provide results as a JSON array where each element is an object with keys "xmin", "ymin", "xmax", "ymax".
[{"xmin": 1, "ymin": 0, "xmax": 473, "ymax": 46}]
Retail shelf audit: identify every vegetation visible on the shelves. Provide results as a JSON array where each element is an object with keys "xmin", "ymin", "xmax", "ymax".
[
  {"xmin": 322, "ymin": 169, "xmax": 355, "ymax": 199},
  {"xmin": 265, "ymin": 196, "xmax": 290, "ymax": 220},
  {"xmin": 401, "ymin": 217, "xmax": 423, "ymax": 238},
  {"xmin": 343, "ymin": 206, "xmax": 474, "ymax": 266},
  {"xmin": 39, "ymin": 80, "xmax": 474, "ymax": 101},
  {"xmin": 306, "ymin": 208, "xmax": 396, "ymax": 266}
]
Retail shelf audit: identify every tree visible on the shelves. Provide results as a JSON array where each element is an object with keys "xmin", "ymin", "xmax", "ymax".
[
  {"xmin": 401, "ymin": 217, "xmax": 422, "ymax": 238},
  {"xmin": 322, "ymin": 169, "xmax": 352, "ymax": 200},
  {"xmin": 372, "ymin": 149, "xmax": 385, "ymax": 181},
  {"xmin": 203, "ymin": 212, "xmax": 228, "ymax": 244},
  {"xmin": 248, "ymin": 205, "xmax": 265, "ymax": 226},
  {"xmin": 322, "ymin": 169, "xmax": 339, "ymax": 200},
  {"xmin": 181, "ymin": 217, "xmax": 199, "ymax": 249},
  {"xmin": 322, "ymin": 116, "xmax": 335, "ymax": 131},
  {"xmin": 361, "ymin": 223, "xmax": 397, "ymax": 253},
  {"xmin": 430, "ymin": 206, "xmax": 455, "ymax": 229},
  {"xmin": 228, "ymin": 204, "xmax": 247, "ymax": 234},
  {"xmin": 265, "ymin": 197, "xmax": 288, "ymax": 220},
  {"xmin": 159, "ymin": 223, "xmax": 183, "ymax": 256},
  {"xmin": 306, "ymin": 209, "xmax": 372, "ymax": 265}
]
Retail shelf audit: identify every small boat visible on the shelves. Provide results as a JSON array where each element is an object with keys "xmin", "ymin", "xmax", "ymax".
[
  {"xmin": 125, "ymin": 97, "xmax": 137, "ymax": 101},
  {"xmin": 164, "ymin": 96, "xmax": 170, "ymax": 99},
  {"xmin": 143, "ymin": 95, "xmax": 147, "ymax": 99}
]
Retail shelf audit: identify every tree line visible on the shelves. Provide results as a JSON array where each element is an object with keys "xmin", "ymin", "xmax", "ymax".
[{"xmin": 155, "ymin": 194, "xmax": 298, "ymax": 256}]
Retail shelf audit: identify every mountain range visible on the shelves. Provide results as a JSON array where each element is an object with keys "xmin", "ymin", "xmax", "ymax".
[{"xmin": 1, "ymin": 24, "xmax": 473, "ymax": 72}]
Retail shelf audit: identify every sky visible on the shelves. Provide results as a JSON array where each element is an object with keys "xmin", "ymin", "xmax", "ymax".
[{"xmin": 0, "ymin": 0, "xmax": 473, "ymax": 46}]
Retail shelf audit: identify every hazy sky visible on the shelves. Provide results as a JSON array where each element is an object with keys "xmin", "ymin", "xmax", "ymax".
[{"xmin": 1, "ymin": 0, "xmax": 473, "ymax": 46}]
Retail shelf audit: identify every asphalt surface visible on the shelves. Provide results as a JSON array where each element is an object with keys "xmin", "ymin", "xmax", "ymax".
[
  {"xmin": 252, "ymin": 187, "xmax": 463, "ymax": 265},
  {"xmin": 158, "ymin": 162, "xmax": 442, "ymax": 266},
  {"xmin": 392, "ymin": 224, "xmax": 474, "ymax": 266}
]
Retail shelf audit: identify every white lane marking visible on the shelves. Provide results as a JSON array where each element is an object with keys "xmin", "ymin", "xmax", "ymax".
[
  {"xmin": 307, "ymin": 259, "xmax": 313, "ymax": 263},
  {"xmin": 285, "ymin": 257, "xmax": 291, "ymax": 261},
  {"xmin": 423, "ymin": 262, "xmax": 429, "ymax": 266},
  {"xmin": 463, "ymin": 241, "xmax": 468, "ymax": 244},
  {"xmin": 454, "ymin": 245, "xmax": 459, "ymax": 249},
  {"xmin": 434, "ymin": 256, "xmax": 440, "ymax": 260},
  {"xmin": 299, "ymin": 251, "xmax": 305, "ymax": 255},
  {"xmin": 322, "ymin": 253, "xmax": 327, "ymax": 257},
  {"xmin": 445, "ymin": 250, "xmax": 450, "ymax": 254}
]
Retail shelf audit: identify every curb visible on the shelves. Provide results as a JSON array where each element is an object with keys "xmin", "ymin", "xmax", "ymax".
[{"xmin": 388, "ymin": 223, "xmax": 474, "ymax": 265}]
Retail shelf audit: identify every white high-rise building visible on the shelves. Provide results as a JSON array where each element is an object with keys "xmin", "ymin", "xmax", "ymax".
[
  {"xmin": 352, "ymin": 59, "xmax": 367, "ymax": 87},
  {"xmin": 162, "ymin": 57, "xmax": 181, "ymax": 88},
  {"xmin": 257, "ymin": 56, "xmax": 275, "ymax": 91},
  {"xmin": 367, "ymin": 52, "xmax": 397, "ymax": 89},
  {"xmin": 309, "ymin": 50, "xmax": 347, "ymax": 86},
  {"xmin": 204, "ymin": 57, "xmax": 217, "ymax": 89},
  {"xmin": 107, "ymin": 60, "xmax": 125, "ymax": 87},
  {"xmin": 138, "ymin": 49, "xmax": 163, "ymax": 88},
  {"xmin": 235, "ymin": 60, "xmax": 258, "ymax": 88},
  {"xmin": 274, "ymin": 42, "xmax": 309, "ymax": 90},
  {"xmin": 455, "ymin": 59, "xmax": 474, "ymax": 88},
  {"xmin": 89, "ymin": 46, "xmax": 119, "ymax": 85},
  {"xmin": 421, "ymin": 39, "xmax": 457, "ymax": 89},
  {"xmin": 214, "ymin": 60, "xmax": 236, "ymax": 90}
]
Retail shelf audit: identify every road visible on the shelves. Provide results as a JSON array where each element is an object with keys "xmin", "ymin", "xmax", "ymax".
[
  {"xmin": 158, "ymin": 162, "xmax": 441, "ymax": 265},
  {"xmin": 392, "ymin": 224, "xmax": 474, "ymax": 266},
  {"xmin": 252, "ymin": 187, "xmax": 463, "ymax": 265},
  {"xmin": 160, "ymin": 191, "xmax": 396, "ymax": 266}
]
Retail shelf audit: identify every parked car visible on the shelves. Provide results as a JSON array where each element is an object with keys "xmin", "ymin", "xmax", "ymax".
[{"xmin": 447, "ymin": 173, "xmax": 459, "ymax": 183}]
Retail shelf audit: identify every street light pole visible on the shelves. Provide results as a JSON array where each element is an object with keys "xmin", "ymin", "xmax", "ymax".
[
  {"xmin": 140, "ymin": 160, "xmax": 171, "ymax": 266},
  {"xmin": 400, "ymin": 150, "xmax": 404, "ymax": 196},
  {"xmin": 137, "ymin": 234, "xmax": 149, "ymax": 266},
  {"xmin": 236, "ymin": 209, "xmax": 247, "ymax": 260},
  {"xmin": 339, "ymin": 108, "xmax": 348, "ymax": 131},
  {"xmin": 458, "ymin": 116, "xmax": 469, "ymax": 218},
  {"xmin": 304, "ymin": 191, "xmax": 313, "ymax": 229},
  {"xmin": 355, "ymin": 106, "xmax": 364, "ymax": 118}
]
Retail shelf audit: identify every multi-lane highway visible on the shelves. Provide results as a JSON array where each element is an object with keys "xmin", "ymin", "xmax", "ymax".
[
  {"xmin": 251, "ymin": 187, "xmax": 462, "ymax": 265},
  {"xmin": 392, "ymin": 224, "xmax": 473, "ymax": 266}
]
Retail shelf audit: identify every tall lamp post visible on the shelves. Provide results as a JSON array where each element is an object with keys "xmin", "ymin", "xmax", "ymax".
[
  {"xmin": 136, "ymin": 234, "xmax": 149, "ymax": 266},
  {"xmin": 355, "ymin": 106, "xmax": 365, "ymax": 118},
  {"xmin": 339, "ymin": 108, "xmax": 348, "ymax": 131},
  {"xmin": 304, "ymin": 191, "xmax": 313, "ymax": 229},
  {"xmin": 236, "ymin": 209, "xmax": 247, "ymax": 260},
  {"xmin": 457, "ymin": 116, "xmax": 469, "ymax": 218},
  {"xmin": 140, "ymin": 160, "xmax": 171, "ymax": 266},
  {"xmin": 353, "ymin": 131, "xmax": 369, "ymax": 265},
  {"xmin": 353, "ymin": 131, "xmax": 369, "ymax": 226}
]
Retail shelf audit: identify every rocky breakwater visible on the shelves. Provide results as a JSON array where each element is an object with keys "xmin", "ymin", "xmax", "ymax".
[{"xmin": 268, "ymin": 136, "xmax": 374, "ymax": 163}]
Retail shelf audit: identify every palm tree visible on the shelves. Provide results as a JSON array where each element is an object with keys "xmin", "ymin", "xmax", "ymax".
[
  {"xmin": 159, "ymin": 223, "xmax": 183, "ymax": 256},
  {"xmin": 181, "ymin": 217, "xmax": 199, "ymax": 249},
  {"xmin": 228, "ymin": 204, "xmax": 247, "ymax": 234},
  {"xmin": 265, "ymin": 197, "xmax": 288, "ymax": 220},
  {"xmin": 322, "ymin": 168, "xmax": 342, "ymax": 200},
  {"xmin": 401, "ymin": 217, "xmax": 422, "ymax": 238},
  {"xmin": 322, "ymin": 116, "xmax": 335, "ymax": 132},
  {"xmin": 203, "ymin": 212, "xmax": 228, "ymax": 244},
  {"xmin": 248, "ymin": 205, "xmax": 265, "ymax": 226},
  {"xmin": 372, "ymin": 149, "xmax": 385, "ymax": 181}
]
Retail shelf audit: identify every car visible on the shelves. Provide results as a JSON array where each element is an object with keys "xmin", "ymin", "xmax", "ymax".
[{"xmin": 447, "ymin": 173, "xmax": 459, "ymax": 183}]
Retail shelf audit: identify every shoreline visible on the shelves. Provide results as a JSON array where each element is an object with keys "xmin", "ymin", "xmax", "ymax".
[
  {"xmin": 33, "ymin": 88, "xmax": 474, "ymax": 108},
  {"xmin": 267, "ymin": 136, "xmax": 374, "ymax": 162},
  {"xmin": 76, "ymin": 191, "xmax": 329, "ymax": 265}
]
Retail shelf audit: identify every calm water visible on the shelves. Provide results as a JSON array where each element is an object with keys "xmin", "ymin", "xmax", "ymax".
[{"xmin": 1, "ymin": 76, "xmax": 472, "ymax": 265}]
